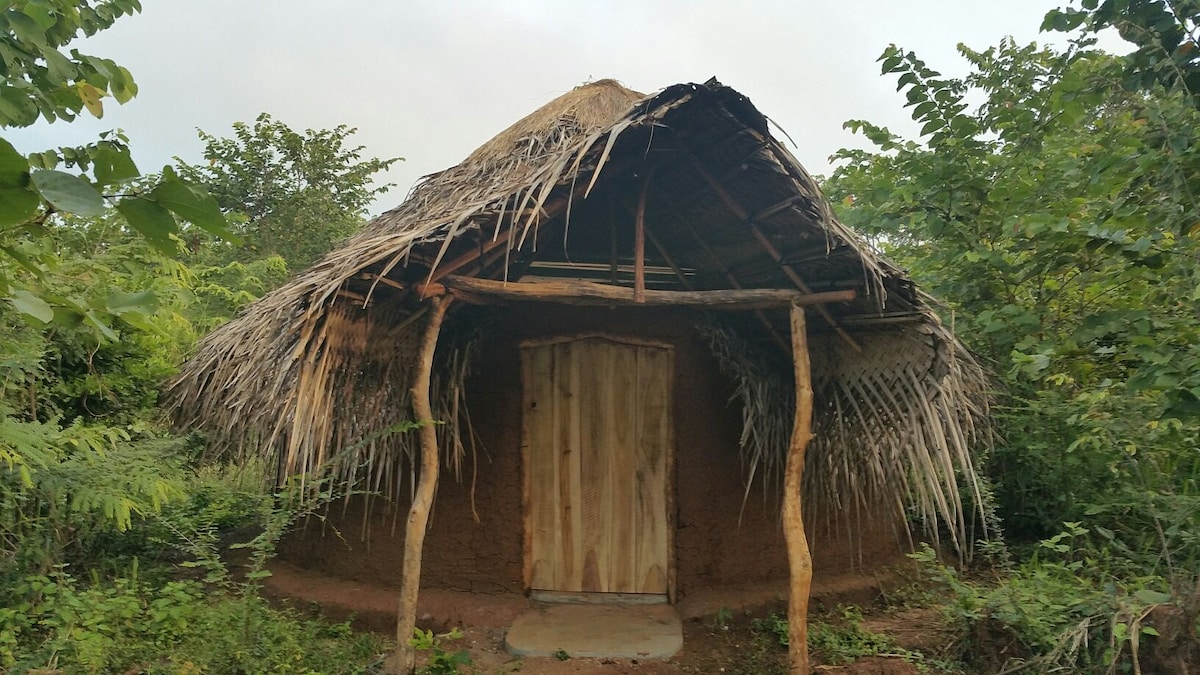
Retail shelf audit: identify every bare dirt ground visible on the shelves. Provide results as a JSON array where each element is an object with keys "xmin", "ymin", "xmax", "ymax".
[{"xmin": 262, "ymin": 561, "xmax": 952, "ymax": 674}]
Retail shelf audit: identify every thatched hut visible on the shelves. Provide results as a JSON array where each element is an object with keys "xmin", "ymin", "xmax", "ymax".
[{"xmin": 170, "ymin": 78, "xmax": 989, "ymax": 670}]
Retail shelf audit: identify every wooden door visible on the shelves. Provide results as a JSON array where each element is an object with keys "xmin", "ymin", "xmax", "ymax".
[{"xmin": 521, "ymin": 336, "xmax": 673, "ymax": 598}]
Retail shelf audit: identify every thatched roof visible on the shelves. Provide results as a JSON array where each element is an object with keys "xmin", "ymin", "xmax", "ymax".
[{"xmin": 170, "ymin": 78, "xmax": 990, "ymax": 547}]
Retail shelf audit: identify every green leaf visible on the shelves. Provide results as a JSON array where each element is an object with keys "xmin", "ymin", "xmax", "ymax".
[
  {"xmin": 0, "ymin": 187, "xmax": 40, "ymax": 226},
  {"xmin": 92, "ymin": 144, "xmax": 139, "ymax": 185},
  {"xmin": 83, "ymin": 309, "xmax": 118, "ymax": 341},
  {"xmin": 149, "ymin": 174, "xmax": 231, "ymax": 236},
  {"xmin": 43, "ymin": 48, "xmax": 77, "ymax": 84},
  {"xmin": 105, "ymin": 289, "xmax": 158, "ymax": 316},
  {"xmin": 110, "ymin": 66, "xmax": 138, "ymax": 103},
  {"xmin": 0, "ymin": 85, "xmax": 40, "ymax": 127},
  {"xmin": 896, "ymin": 71, "xmax": 919, "ymax": 92},
  {"xmin": 1134, "ymin": 589, "xmax": 1172, "ymax": 605},
  {"xmin": 116, "ymin": 197, "xmax": 179, "ymax": 254},
  {"xmin": 30, "ymin": 170, "xmax": 104, "ymax": 216},
  {"xmin": 21, "ymin": 2, "xmax": 57, "ymax": 30},
  {"xmin": 9, "ymin": 289, "xmax": 54, "ymax": 323},
  {"xmin": 5, "ymin": 9, "xmax": 49, "ymax": 48},
  {"xmin": 0, "ymin": 137, "xmax": 30, "ymax": 188},
  {"xmin": 920, "ymin": 118, "xmax": 946, "ymax": 136},
  {"xmin": 0, "ymin": 243, "xmax": 44, "ymax": 276}
]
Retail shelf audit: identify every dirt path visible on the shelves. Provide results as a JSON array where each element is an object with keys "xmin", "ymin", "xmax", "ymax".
[{"xmin": 262, "ymin": 561, "xmax": 940, "ymax": 674}]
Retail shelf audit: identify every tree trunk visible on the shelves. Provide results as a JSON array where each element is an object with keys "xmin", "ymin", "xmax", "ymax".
[
  {"xmin": 784, "ymin": 301, "xmax": 815, "ymax": 673},
  {"xmin": 394, "ymin": 295, "xmax": 452, "ymax": 674}
]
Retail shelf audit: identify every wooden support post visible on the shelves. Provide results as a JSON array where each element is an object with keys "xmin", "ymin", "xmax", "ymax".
[
  {"xmin": 634, "ymin": 171, "xmax": 651, "ymax": 303},
  {"xmin": 783, "ymin": 301, "xmax": 814, "ymax": 674},
  {"xmin": 395, "ymin": 295, "xmax": 453, "ymax": 674},
  {"xmin": 609, "ymin": 199, "xmax": 620, "ymax": 285}
]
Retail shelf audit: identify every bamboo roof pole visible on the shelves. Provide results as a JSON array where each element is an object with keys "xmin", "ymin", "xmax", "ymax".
[
  {"xmin": 395, "ymin": 294, "xmax": 453, "ymax": 674},
  {"xmin": 426, "ymin": 156, "xmax": 642, "ymax": 289},
  {"xmin": 611, "ymin": 197, "xmax": 693, "ymax": 291},
  {"xmin": 685, "ymin": 155, "xmax": 862, "ymax": 353},
  {"xmin": 643, "ymin": 224, "xmax": 694, "ymax": 290},
  {"xmin": 634, "ymin": 170, "xmax": 653, "ymax": 303},
  {"xmin": 684, "ymin": 223, "xmax": 790, "ymax": 352},
  {"xmin": 427, "ymin": 226, "xmax": 515, "ymax": 284},
  {"xmin": 784, "ymin": 301, "xmax": 815, "ymax": 674},
  {"xmin": 609, "ymin": 199, "xmax": 620, "ymax": 285},
  {"xmin": 615, "ymin": 189, "xmax": 790, "ymax": 350}
]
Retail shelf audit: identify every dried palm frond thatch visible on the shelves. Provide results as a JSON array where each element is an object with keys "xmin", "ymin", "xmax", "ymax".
[
  {"xmin": 169, "ymin": 78, "xmax": 992, "ymax": 547},
  {"xmin": 701, "ymin": 313, "xmax": 990, "ymax": 552}
]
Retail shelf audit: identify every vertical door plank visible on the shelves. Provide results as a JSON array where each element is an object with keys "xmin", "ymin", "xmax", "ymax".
[
  {"xmin": 524, "ymin": 344, "xmax": 558, "ymax": 591},
  {"xmin": 634, "ymin": 346, "xmax": 671, "ymax": 594},
  {"xmin": 609, "ymin": 342, "xmax": 638, "ymax": 592},
  {"xmin": 562, "ymin": 341, "xmax": 584, "ymax": 592},
  {"xmin": 579, "ymin": 341, "xmax": 609, "ymax": 591}
]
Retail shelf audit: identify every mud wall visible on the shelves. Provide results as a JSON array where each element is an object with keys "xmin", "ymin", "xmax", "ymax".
[{"xmin": 278, "ymin": 305, "xmax": 906, "ymax": 595}]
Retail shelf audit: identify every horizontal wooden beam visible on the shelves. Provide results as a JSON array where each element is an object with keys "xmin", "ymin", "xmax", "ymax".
[{"xmin": 416, "ymin": 275, "xmax": 855, "ymax": 310}]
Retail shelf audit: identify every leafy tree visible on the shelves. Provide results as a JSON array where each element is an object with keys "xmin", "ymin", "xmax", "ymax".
[
  {"xmin": 0, "ymin": 0, "xmax": 138, "ymax": 128},
  {"xmin": 828, "ymin": 38, "xmax": 1199, "ymax": 565},
  {"xmin": 182, "ymin": 113, "xmax": 400, "ymax": 271},
  {"xmin": 1045, "ymin": 0, "xmax": 1200, "ymax": 108},
  {"xmin": 0, "ymin": 0, "xmax": 226, "ymax": 574},
  {"xmin": 0, "ymin": 5, "xmax": 403, "ymax": 673},
  {"xmin": 1, "ymin": 0, "xmax": 231, "ymax": 330},
  {"xmin": 826, "ymin": 23, "xmax": 1200, "ymax": 670}
]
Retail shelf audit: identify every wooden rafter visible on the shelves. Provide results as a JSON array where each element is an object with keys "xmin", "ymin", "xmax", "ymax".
[
  {"xmin": 840, "ymin": 312, "xmax": 923, "ymax": 326},
  {"xmin": 423, "ymin": 227, "xmax": 515, "ymax": 289},
  {"xmin": 417, "ymin": 157, "xmax": 639, "ymax": 292},
  {"xmin": 683, "ymin": 222, "xmax": 790, "ymax": 352},
  {"xmin": 754, "ymin": 195, "xmax": 804, "ymax": 222},
  {"xmin": 609, "ymin": 192, "xmax": 790, "ymax": 349},
  {"xmin": 355, "ymin": 273, "xmax": 405, "ymax": 290},
  {"xmin": 643, "ymin": 223, "xmax": 694, "ymax": 290},
  {"xmin": 686, "ymin": 155, "xmax": 862, "ymax": 352},
  {"xmin": 629, "ymin": 138, "xmax": 766, "ymax": 220}
]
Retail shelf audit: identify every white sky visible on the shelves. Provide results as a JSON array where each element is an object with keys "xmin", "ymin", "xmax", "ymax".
[{"xmin": 8, "ymin": 1, "xmax": 1121, "ymax": 214}]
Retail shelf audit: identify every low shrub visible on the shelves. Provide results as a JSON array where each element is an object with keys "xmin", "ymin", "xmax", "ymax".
[{"xmin": 0, "ymin": 569, "xmax": 388, "ymax": 674}]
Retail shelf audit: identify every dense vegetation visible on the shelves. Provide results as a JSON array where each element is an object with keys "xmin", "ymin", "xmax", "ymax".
[
  {"xmin": 824, "ymin": 1, "xmax": 1200, "ymax": 670},
  {"xmin": 0, "ymin": 0, "xmax": 1197, "ymax": 673},
  {"xmin": 1, "ymin": 2, "xmax": 395, "ymax": 671}
]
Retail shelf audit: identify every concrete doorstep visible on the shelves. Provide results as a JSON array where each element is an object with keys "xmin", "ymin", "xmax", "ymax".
[{"xmin": 504, "ymin": 603, "xmax": 683, "ymax": 659}]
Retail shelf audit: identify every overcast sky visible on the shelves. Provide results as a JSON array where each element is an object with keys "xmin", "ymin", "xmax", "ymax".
[{"xmin": 9, "ymin": 1, "xmax": 1119, "ymax": 214}]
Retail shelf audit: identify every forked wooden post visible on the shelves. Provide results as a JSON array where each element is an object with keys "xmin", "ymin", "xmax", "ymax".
[
  {"xmin": 395, "ymin": 295, "xmax": 453, "ymax": 674},
  {"xmin": 784, "ymin": 301, "xmax": 815, "ymax": 673}
]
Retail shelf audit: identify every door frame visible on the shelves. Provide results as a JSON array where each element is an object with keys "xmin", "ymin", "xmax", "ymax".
[{"xmin": 519, "ymin": 333, "xmax": 677, "ymax": 603}]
